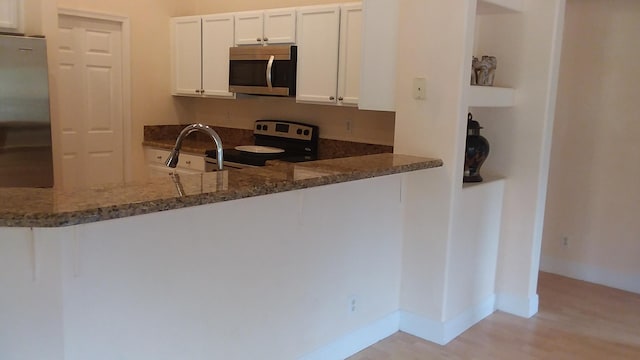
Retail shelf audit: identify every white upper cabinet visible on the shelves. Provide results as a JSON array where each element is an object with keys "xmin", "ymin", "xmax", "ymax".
[
  {"xmin": 337, "ymin": 3, "xmax": 362, "ymax": 106},
  {"xmin": 0, "ymin": 0, "xmax": 21, "ymax": 33},
  {"xmin": 171, "ymin": 14, "xmax": 235, "ymax": 98},
  {"xmin": 235, "ymin": 8, "xmax": 296, "ymax": 45},
  {"xmin": 202, "ymin": 14, "xmax": 235, "ymax": 97},
  {"xmin": 171, "ymin": 16, "xmax": 202, "ymax": 96},
  {"xmin": 296, "ymin": 5, "xmax": 341, "ymax": 104},
  {"xmin": 296, "ymin": 3, "xmax": 362, "ymax": 106}
]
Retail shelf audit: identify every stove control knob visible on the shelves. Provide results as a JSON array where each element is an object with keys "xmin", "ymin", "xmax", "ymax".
[
  {"xmin": 257, "ymin": 125, "xmax": 262, "ymax": 130},
  {"xmin": 303, "ymin": 130, "xmax": 310, "ymax": 136},
  {"xmin": 263, "ymin": 125, "xmax": 269, "ymax": 131},
  {"xmin": 296, "ymin": 129, "xmax": 303, "ymax": 135}
]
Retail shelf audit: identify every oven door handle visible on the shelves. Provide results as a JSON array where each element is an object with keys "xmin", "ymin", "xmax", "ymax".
[{"xmin": 266, "ymin": 55, "xmax": 275, "ymax": 90}]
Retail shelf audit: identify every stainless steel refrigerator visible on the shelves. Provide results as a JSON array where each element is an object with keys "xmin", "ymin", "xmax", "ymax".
[{"xmin": 0, "ymin": 34, "xmax": 53, "ymax": 187}]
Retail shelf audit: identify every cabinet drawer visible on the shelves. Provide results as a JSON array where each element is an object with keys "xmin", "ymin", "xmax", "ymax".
[
  {"xmin": 145, "ymin": 148, "xmax": 169, "ymax": 165},
  {"xmin": 144, "ymin": 148, "xmax": 206, "ymax": 172},
  {"xmin": 177, "ymin": 153, "xmax": 206, "ymax": 172}
]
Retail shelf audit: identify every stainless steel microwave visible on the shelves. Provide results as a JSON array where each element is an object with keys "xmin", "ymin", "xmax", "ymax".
[{"xmin": 228, "ymin": 45, "xmax": 297, "ymax": 96}]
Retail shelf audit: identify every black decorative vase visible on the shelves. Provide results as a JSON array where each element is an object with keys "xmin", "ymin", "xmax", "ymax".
[{"xmin": 464, "ymin": 113, "xmax": 490, "ymax": 183}]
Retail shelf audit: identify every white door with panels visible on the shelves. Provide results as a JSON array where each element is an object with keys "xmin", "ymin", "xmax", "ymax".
[{"xmin": 57, "ymin": 14, "xmax": 125, "ymax": 190}]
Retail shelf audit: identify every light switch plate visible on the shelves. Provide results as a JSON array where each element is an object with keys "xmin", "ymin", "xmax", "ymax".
[{"xmin": 413, "ymin": 77, "xmax": 426, "ymax": 100}]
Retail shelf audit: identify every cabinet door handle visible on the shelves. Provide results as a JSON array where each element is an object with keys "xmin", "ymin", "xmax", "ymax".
[
  {"xmin": 338, "ymin": 97, "xmax": 344, "ymax": 101},
  {"xmin": 195, "ymin": 89, "xmax": 200, "ymax": 94},
  {"xmin": 329, "ymin": 96, "xmax": 335, "ymax": 101},
  {"xmin": 185, "ymin": 160, "xmax": 191, "ymax": 165},
  {"xmin": 156, "ymin": 155, "xmax": 162, "ymax": 160},
  {"xmin": 263, "ymin": 37, "xmax": 269, "ymax": 42},
  {"xmin": 201, "ymin": 89, "xmax": 205, "ymax": 94},
  {"xmin": 256, "ymin": 37, "xmax": 262, "ymax": 42}
]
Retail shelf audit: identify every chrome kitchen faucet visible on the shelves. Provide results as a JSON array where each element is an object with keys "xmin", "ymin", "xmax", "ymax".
[{"xmin": 166, "ymin": 123, "xmax": 224, "ymax": 171}]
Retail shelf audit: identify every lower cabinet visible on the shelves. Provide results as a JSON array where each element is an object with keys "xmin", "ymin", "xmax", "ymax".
[{"xmin": 144, "ymin": 147, "xmax": 206, "ymax": 177}]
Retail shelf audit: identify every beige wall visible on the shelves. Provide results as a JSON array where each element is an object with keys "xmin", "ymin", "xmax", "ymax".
[{"xmin": 541, "ymin": 0, "xmax": 640, "ymax": 293}]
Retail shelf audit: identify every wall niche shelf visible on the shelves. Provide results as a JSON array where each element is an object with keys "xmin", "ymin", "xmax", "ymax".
[
  {"xmin": 462, "ymin": 174, "xmax": 505, "ymax": 190},
  {"xmin": 468, "ymin": 85, "xmax": 515, "ymax": 107},
  {"xmin": 477, "ymin": 0, "xmax": 523, "ymax": 14}
]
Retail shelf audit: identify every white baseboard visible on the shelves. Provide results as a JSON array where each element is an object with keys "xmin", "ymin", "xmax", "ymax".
[
  {"xmin": 495, "ymin": 292, "xmax": 539, "ymax": 318},
  {"xmin": 540, "ymin": 255, "xmax": 640, "ymax": 295},
  {"xmin": 399, "ymin": 295, "xmax": 496, "ymax": 345},
  {"xmin": 300, "ymin": 295, "xmax": 500, "ymax": 358},
  {"xmin": 298, "ymin": 312, "xmax": 400, "ymax": 360},
  {"xmin": 398, "ymin": 310, "xmax": 448, "ymax": 345}
]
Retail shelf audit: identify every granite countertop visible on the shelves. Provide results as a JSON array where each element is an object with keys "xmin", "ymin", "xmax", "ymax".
[
  {"xmin": 143, "ymin": 125, "xmax": 394, "ymax": 159},
  {"xmin": 0, "ymin": 154, "xmax": 442, "ymax": 228}
]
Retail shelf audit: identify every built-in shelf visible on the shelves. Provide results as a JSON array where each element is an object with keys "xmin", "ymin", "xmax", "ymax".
[
  {"xmin": 468, "ymin": 85, "xmax": 515, "ymax": 107},
  {"xmin": 477, "ymin": 0, "xmax": 523, "ymax": 14},
  {"xmin": 462, "ymin": 174, "xmax": 505, "ymax": 189}
]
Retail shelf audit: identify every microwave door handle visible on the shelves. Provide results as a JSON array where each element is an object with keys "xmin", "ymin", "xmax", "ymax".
[{"xmin": 266, "ymin": 55, "xmax": 275, "ymax": 90}]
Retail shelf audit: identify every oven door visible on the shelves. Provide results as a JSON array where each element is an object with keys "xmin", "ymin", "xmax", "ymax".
[{"xmin": 228, "ymin": 45, "xmax": 297, "ymax": 96}]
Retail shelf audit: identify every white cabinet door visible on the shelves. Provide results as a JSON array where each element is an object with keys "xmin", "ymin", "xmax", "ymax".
[
  {"xmin": 337, "ymin": 3, "xmax": 362, "ymax": 106},
  {"xmin": 171, "ymin": 16, "xmax": 202, "ymax": 96},
  {"xmin": 235, "ymin": 11, "xmax": 263, "ymax": 45},
  {"xmin": 202, "ymin": 13, "xmax": 235, "ymax": 98},
  {"xmin": 264, "ymin": 8, "xmax": 296, "ymax": 44},
  {"xmin": 235, "ymin": 9, "xmax": 296, "ymax": 45},
  {"xmin": 0, "ymin": 0, "xmax": 19, "ymax": 32},
  {"xmin": 296, "ymin": 5, "xmax": 340, "ymax": 104}
]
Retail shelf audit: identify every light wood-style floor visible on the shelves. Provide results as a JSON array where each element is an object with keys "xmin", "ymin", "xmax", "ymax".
[{"xmin": 349, "ymin": 272, "xmax": 640, "ymax": 359}]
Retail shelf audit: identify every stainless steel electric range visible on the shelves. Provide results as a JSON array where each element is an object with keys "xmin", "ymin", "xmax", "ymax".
[{"xmin": 205, "ymin": 120, "xmax": 319, "ymax": 170}]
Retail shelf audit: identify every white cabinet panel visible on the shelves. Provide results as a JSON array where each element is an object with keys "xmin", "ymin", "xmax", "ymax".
[
  {"xmin": 296, "ymin": 3, "xmax": 362, "ymax": 106},
  {"xmin": 235, "ymin": 8, "xmax": 295, "ymax": 45},
  {"xmin": 337, "ymin": 3, "xmax": 362, "ymax": 106},
  {"xmin": 234, "ymin": 11, "xmax": 263, "ymax": 45},
  {"xmin": 296, "ymin": 5, "xmax": 341, "ymax": 104},
  {"xmin": 171, "ymin": 14, "xmax": 235, "ymax": 98},
  {"xmin": 0, "ymin": 0, "xmax": 20, "ymax": 32},
  {"xmin": 202, "ymin": 14, "xmax": 235, "ymax": 97},
  {"xmin": 264, "ymin": 8, "xmax": 296, "ymax": 44},
  {"xmin": 171, "ymin": 16, "xmax": 202, "ymax": 96}
]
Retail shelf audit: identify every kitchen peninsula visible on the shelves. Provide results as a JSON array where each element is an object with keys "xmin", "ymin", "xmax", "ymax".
[{"xmin": 0, "ymin": 153, "xmax": 442, "ymax": 360}]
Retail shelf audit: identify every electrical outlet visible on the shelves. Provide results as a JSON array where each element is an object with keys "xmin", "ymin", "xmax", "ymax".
[
  {"xmin": 413, "ymin": 77, "xmax": 426, "ymax": 100},
  {"xmin": 348, "ymin": 295, "xmax": 357, "ymax": 314}
]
